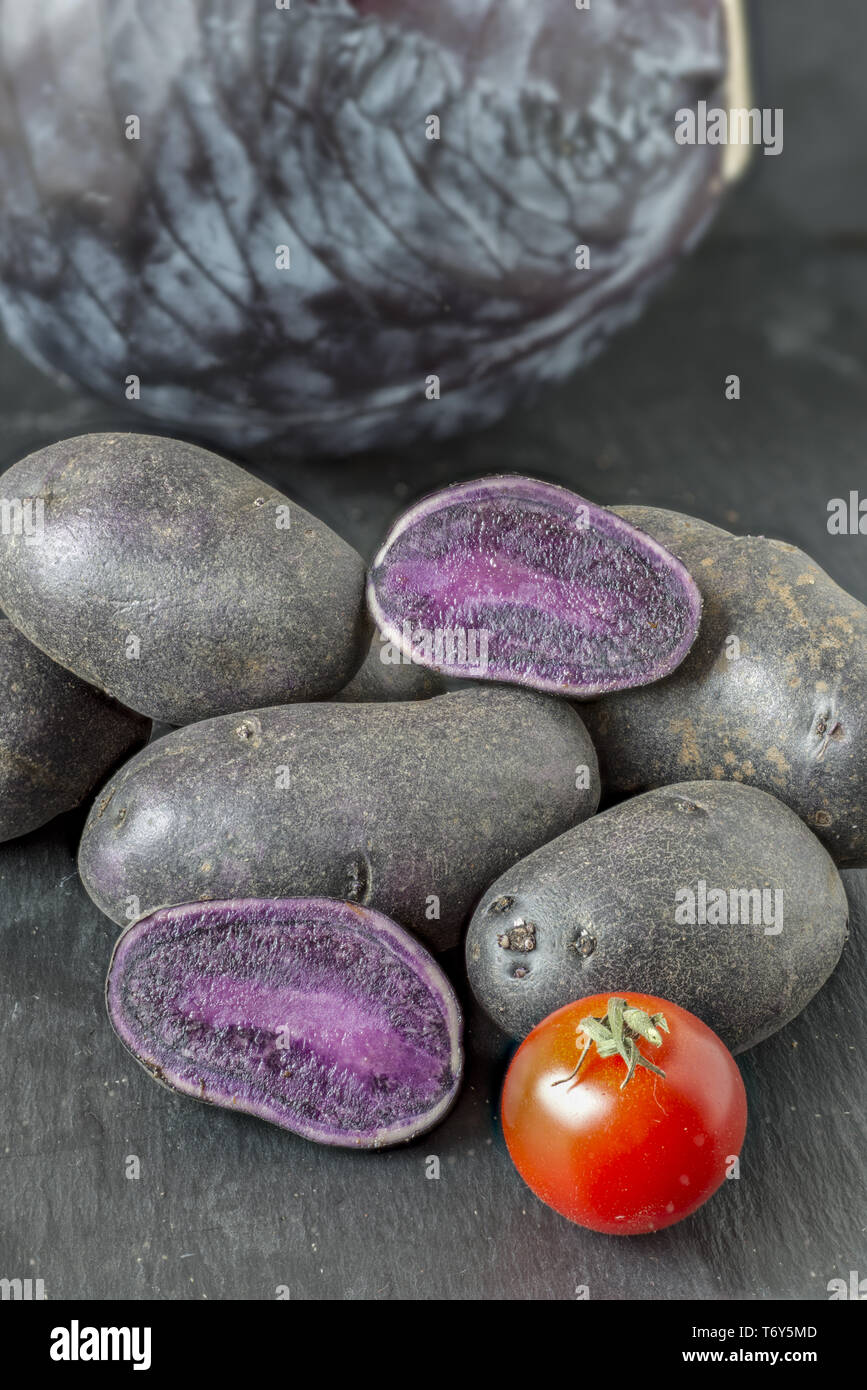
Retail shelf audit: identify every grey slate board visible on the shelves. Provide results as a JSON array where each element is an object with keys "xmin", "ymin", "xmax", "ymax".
[{"xmin": 1, "ymin": 0, "xmax": 865, "ymax": 1299}]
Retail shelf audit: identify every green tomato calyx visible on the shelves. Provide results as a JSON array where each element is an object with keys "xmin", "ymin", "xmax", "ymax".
[{"xmin": 553, "ymin": 997, "xmax": 669, "ymax": 1091}]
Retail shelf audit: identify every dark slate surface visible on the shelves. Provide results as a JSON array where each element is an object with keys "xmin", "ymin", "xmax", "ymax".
[{"xmin": 1, "ymin": 0, "xmax": 865, "ymax": 1300}]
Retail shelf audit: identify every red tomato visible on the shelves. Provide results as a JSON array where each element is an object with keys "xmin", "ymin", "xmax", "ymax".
[{"xmin": 501, "ymin": 993, "xmax": 747, "ymax": 1235}]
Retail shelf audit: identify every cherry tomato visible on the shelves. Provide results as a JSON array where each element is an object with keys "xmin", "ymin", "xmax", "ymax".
[{"xmin": 501, "ymin": 993, "xmax": 747, "ymax": 1235}]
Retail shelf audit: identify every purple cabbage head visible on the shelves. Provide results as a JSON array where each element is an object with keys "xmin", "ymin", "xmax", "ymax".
[
  {"xmin": 367, "ymin": 476, "xmax": 703, "ymax": 696},
  {"xmin": 107, "ymin": 897, "xmax": 463, "ymax": 1148},
  {"xmin": 0, "ymin": 0, "xmax": 728, "ymax": 456}
]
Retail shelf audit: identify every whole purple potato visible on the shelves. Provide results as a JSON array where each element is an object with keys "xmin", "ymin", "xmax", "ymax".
[
  {"xmin": 466, "ymin": 781, "xmax": 849, "ymax": 1053},
  {"xmin": 0, "ymin": 619, "xmax": 149, "ymax": 841},
  {"xmin": 577, "ymin": 508, "xmax": 867, "ymax": 866},
  {"xmin": 79, "ymin": 687, "xmax": 600, "ymax": 951},
  {"xmin": 0, "ymin": 0, "xmax": 729, "ymax": 456},
  {"xmin": 0, "ymin": 433, "xmax": 369, "ymax": 724},
  {"xmin": 107, "ymin": 897, "xmax": 463, "ymax": 1148},
  {"xmin": 367, "ymin": 477, "xmax": 702, "ymax": 696}
]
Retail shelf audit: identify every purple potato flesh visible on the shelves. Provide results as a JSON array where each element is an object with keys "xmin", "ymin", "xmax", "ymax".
[
  {"xmin": 367, "ymin": 477, "xmax": 702, "ymax": 696},
  {"xmin": 107, "ymin": 898, "xmax": 463, "ymax": 1148}
]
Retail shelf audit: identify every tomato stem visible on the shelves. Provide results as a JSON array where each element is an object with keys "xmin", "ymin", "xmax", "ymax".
[{"xmin": 552, "ymin": 997, "xmax": 669, "ymax": 1090}]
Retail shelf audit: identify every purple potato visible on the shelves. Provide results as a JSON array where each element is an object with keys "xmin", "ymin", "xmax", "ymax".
[
  {"xmin": 0, "ymin": 622, "xmax": 148, "ymax": 839},
  {"xmin": 578, "ymin": 507, "xmax": 867, "ymax": 866},
  {"xmin": 0, "ymin": 619, "xmax": 150, "ymax": 841},
  {"xmin": 0, "ymin": 0, "xmax": 729, "ymax": 456},
  {"xmin": 367, "ymin": 476, "xmax": 702, "ymax": 696},
  {"xmin": 466, "ymin": 781, "xmax": 849, "ymax": 1053},
  {"xmin": 107, "ymin": 897, "xmax": 463, "ymax": 1148},
  {"xmin": 0, "ymin": 433, "xmax": 369, "ymax": 724},
  {"xmin": 79, "ymin": 686, "xmax": 600, "ymax": 951}
]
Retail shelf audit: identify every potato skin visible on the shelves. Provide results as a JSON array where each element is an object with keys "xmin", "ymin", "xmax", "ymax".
[
  {"xmin": 334, "ymin": 633, "xmax": 448, "ymax": 703},
  {"xmin": 0, "ymin": 433, "xmax": 370, "ymax": 724},
  {"xmin": 0, "ymin": 620, "xmax": 150, "ymax": 841},
  {"xmin": 466, "ymin": 781, "xmax": 849, "ymax": 1053},
  {"xmin": 578, "ymin": 508, "xmax": 867, "ymax": 866},
  {"xmin": 78, "ymin": 687, "xmax": 600, "ymax": 951}
]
